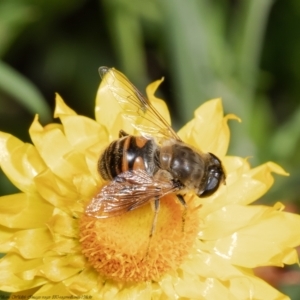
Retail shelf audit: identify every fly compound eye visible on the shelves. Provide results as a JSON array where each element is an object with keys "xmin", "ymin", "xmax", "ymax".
[
  {"xmin": 198, "ymin": 153, "xmax": 225, "ymax": 198},
  {"xmin": 200, "ymin": 168, "xmax": 222, "ymax": 197}
]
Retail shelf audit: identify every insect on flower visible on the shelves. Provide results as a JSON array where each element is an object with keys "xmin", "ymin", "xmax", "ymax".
[{"xmin": 86, "ymin": 67, "xmax": 226, "ymax": 237}]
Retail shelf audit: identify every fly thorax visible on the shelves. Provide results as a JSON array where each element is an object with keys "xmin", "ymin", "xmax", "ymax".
[
  {"xmin": 160, "ymin": 141, "xmax": 207, "ymax": 189},
  {"xmin": 159, "ymin": 142, "xmax": 173, "ymax": 170}
]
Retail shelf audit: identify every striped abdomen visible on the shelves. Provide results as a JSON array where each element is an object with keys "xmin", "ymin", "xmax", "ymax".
[{"xmin": 98, "ymin": 135, "xmax": 157, "ymax": 180}]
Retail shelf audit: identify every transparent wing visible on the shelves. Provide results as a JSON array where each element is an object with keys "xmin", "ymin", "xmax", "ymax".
[
  {"xmin": 85, "ymin": 170, "xmax": 178, "ymax": 218},
  {"xmin": 99, "ymin": 66, "xmax": 181, "ymax": 141}
]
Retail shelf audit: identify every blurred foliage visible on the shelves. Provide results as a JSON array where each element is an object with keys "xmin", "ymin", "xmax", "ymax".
[{"xmin": 0, "ymin": 0, "xmax": 300, "ymax": 296}]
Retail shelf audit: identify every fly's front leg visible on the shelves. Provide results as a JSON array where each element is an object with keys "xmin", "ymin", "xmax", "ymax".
[
  {"xmin": 176, "ymin": 194, "xmax": 187, "ymax": 232},
  {"xmin": 171, "ymin": 179, "xmax": 187, "ymax": 233}
]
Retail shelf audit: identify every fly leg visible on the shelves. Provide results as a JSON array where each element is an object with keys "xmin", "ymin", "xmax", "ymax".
[
  {"xmin": 119, "ymin": 130, "xmax": 129, "ymax": 137},
  {"xmin": 176, "ymin": 194, "xmax": 187, "ymax": 232},
  {"xmin": 145, "ymin": 197, "xmax": 160, "ymax": 257},
  {"xmin": 171, "ymin": 179, "xmax": 187, "ymax": 233},
  {"xmin": 150, "ymin": 197, "xmax": 160, "ymax": 238}
]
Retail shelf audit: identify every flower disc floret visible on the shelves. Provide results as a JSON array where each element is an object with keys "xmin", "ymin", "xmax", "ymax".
[{"xmin": 80, "ymin": 194, "xmax": 200, "ymax": 282}]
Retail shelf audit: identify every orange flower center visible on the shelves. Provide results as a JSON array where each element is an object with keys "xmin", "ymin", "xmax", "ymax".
[{"xmin": 79, "ymin": 194, "xmax": 200, "ymax": 282}]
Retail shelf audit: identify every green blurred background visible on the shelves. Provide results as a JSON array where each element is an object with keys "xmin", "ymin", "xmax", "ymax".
[{"xmin": 0, "ymin": 0, "xmax": 300, "ymax": 297}]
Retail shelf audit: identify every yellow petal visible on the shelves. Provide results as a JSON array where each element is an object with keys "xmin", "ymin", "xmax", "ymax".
[
  {"xmin": 179, "ymin": 277, "xmax": 231, "ymax": 299},
  {"xmin": 181, "ymin": 245, "xmax": 244, "ymax": 279},
  {"xmin": 95, "ymin": 68, "xmax": 172, "ymax": 142},
  {"xmin": 223, "ymin": 156, "xmax": 251, "ymax": 174},
  {"xmin": 0, "ymin": 132, "xmax": 47, "ymax": 192},
  {"xmin": 0, "ymin": 226, "xmax": 17, "ymax": 253},
  {"xmin": 29, "ymin": 116, "xmax": 92, "ymax": 184},
  {"xmin": 90, "ymin": 280, "xmax": 153, "ymax": 300},
  {"xmin": 58, "ymin": 115, "xmax": 106, "ymax": 180},
  {"xmin": 46, "ymin": 211, "xmax": 78, "ymax": 238},
  {"xmin": 199, "ymin": 159, "xmax": 288, "ymax": 217},
  {"xmin": 0, "ymin": 253, "xmax": 42, "ymax": 274},
  {"xmin": 40, "ymin": 254, "xmax": 85, "ymax": 282},
  {"xmin": 113, "ymin": 282, "xmax": 152, "ymax": 300},
  {"xmin": 0, "ymin": 253, "xmax": 46, "ymax": 292},
  {"xmin": 32, "ymin": 282, "xmax": 71, "ymax": 297},
  {"xmin": 72, "ymin": 174, "xmax": 98, "ymax": 201},
  {"xmin": 203, "ymin": 204, "xmax": 300, "ymax": 267},
  {"xmin": 34, "ymin": 169, "xmax": 82, "ymax": 215},
  {"xmin": 0, "ymin": 193, "xmax": 53, "ymax": 229},
  {"xmin": 178, "ymin": 99, "xmax": 240, "ymax": 157},
  {"xmin": 95, "ymin": 71, "xmax": 134, "ymax": 140},
  {"xmin": 83, "ymin": 142, "xmax": 106, "ymax": 182},
  {"xmin": 54, "ymin": 95, "xmax": 108, "ymax": 153},
  {"xmin": 64, "ymin": 267, "xmax": 99, "ymax": 294},
  {"xmin": 58, "ymin": 115, "xmax": 106, "ymax": 151},
  {"xmin": 180, "ymin": 248, "xmax": 289, "ymax": 299},
  {"xmin": 229, "ymin": 273, "xmax": 289, "ymax": 300},
  {"xmin": 9, "ymin": 287, "xmax": 40, "ymax": 300},
  {"xmin": 199, "ymin": 204, "xmax": 268, "ymax": 240},
  {"xmin": 97, "ymin": 280, "xmax": 121, "ymax": 299},
  {"xmin": 53, "ymin": 93, "xmax": 77, "ymax": 117},
  {"xmin": 161, "ymin": 269, "xmax": 228, "ymax": 299},
  {"xmin": 1, "ymin": 228, "xmax": 52, "ymax": 259},
  {"xmin": 224, "ymin": 161, "xmax": 288, "ymax": 206},
  {"xmin": 0, "ymin": 271, "xmax": 46, "ymax": 293},
  {"xmin": 50, "ymin": 237, "xmax": 80, "ymax": 256},
  {"xmin": 146, "ymin": 77, "xmax": 171, "ymax": 126},
  {"xmin": 249, "ymin": 161, "xmax": 289, "ymax": 184}
]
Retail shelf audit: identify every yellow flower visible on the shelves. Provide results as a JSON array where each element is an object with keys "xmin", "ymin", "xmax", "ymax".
[{"xmin": 0, "ymin": 67, "xmax": 300, "ymax": 299}]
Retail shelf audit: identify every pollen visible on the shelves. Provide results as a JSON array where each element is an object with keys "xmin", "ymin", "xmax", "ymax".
[{"xmin": 79, "ymin": 194, "xmax": 200, "ymax": 282}]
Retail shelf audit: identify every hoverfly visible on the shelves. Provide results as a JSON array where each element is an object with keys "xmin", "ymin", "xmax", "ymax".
[{"xmin": 86, "ymin": 67, "xmax": 226, "ymax": 237}]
